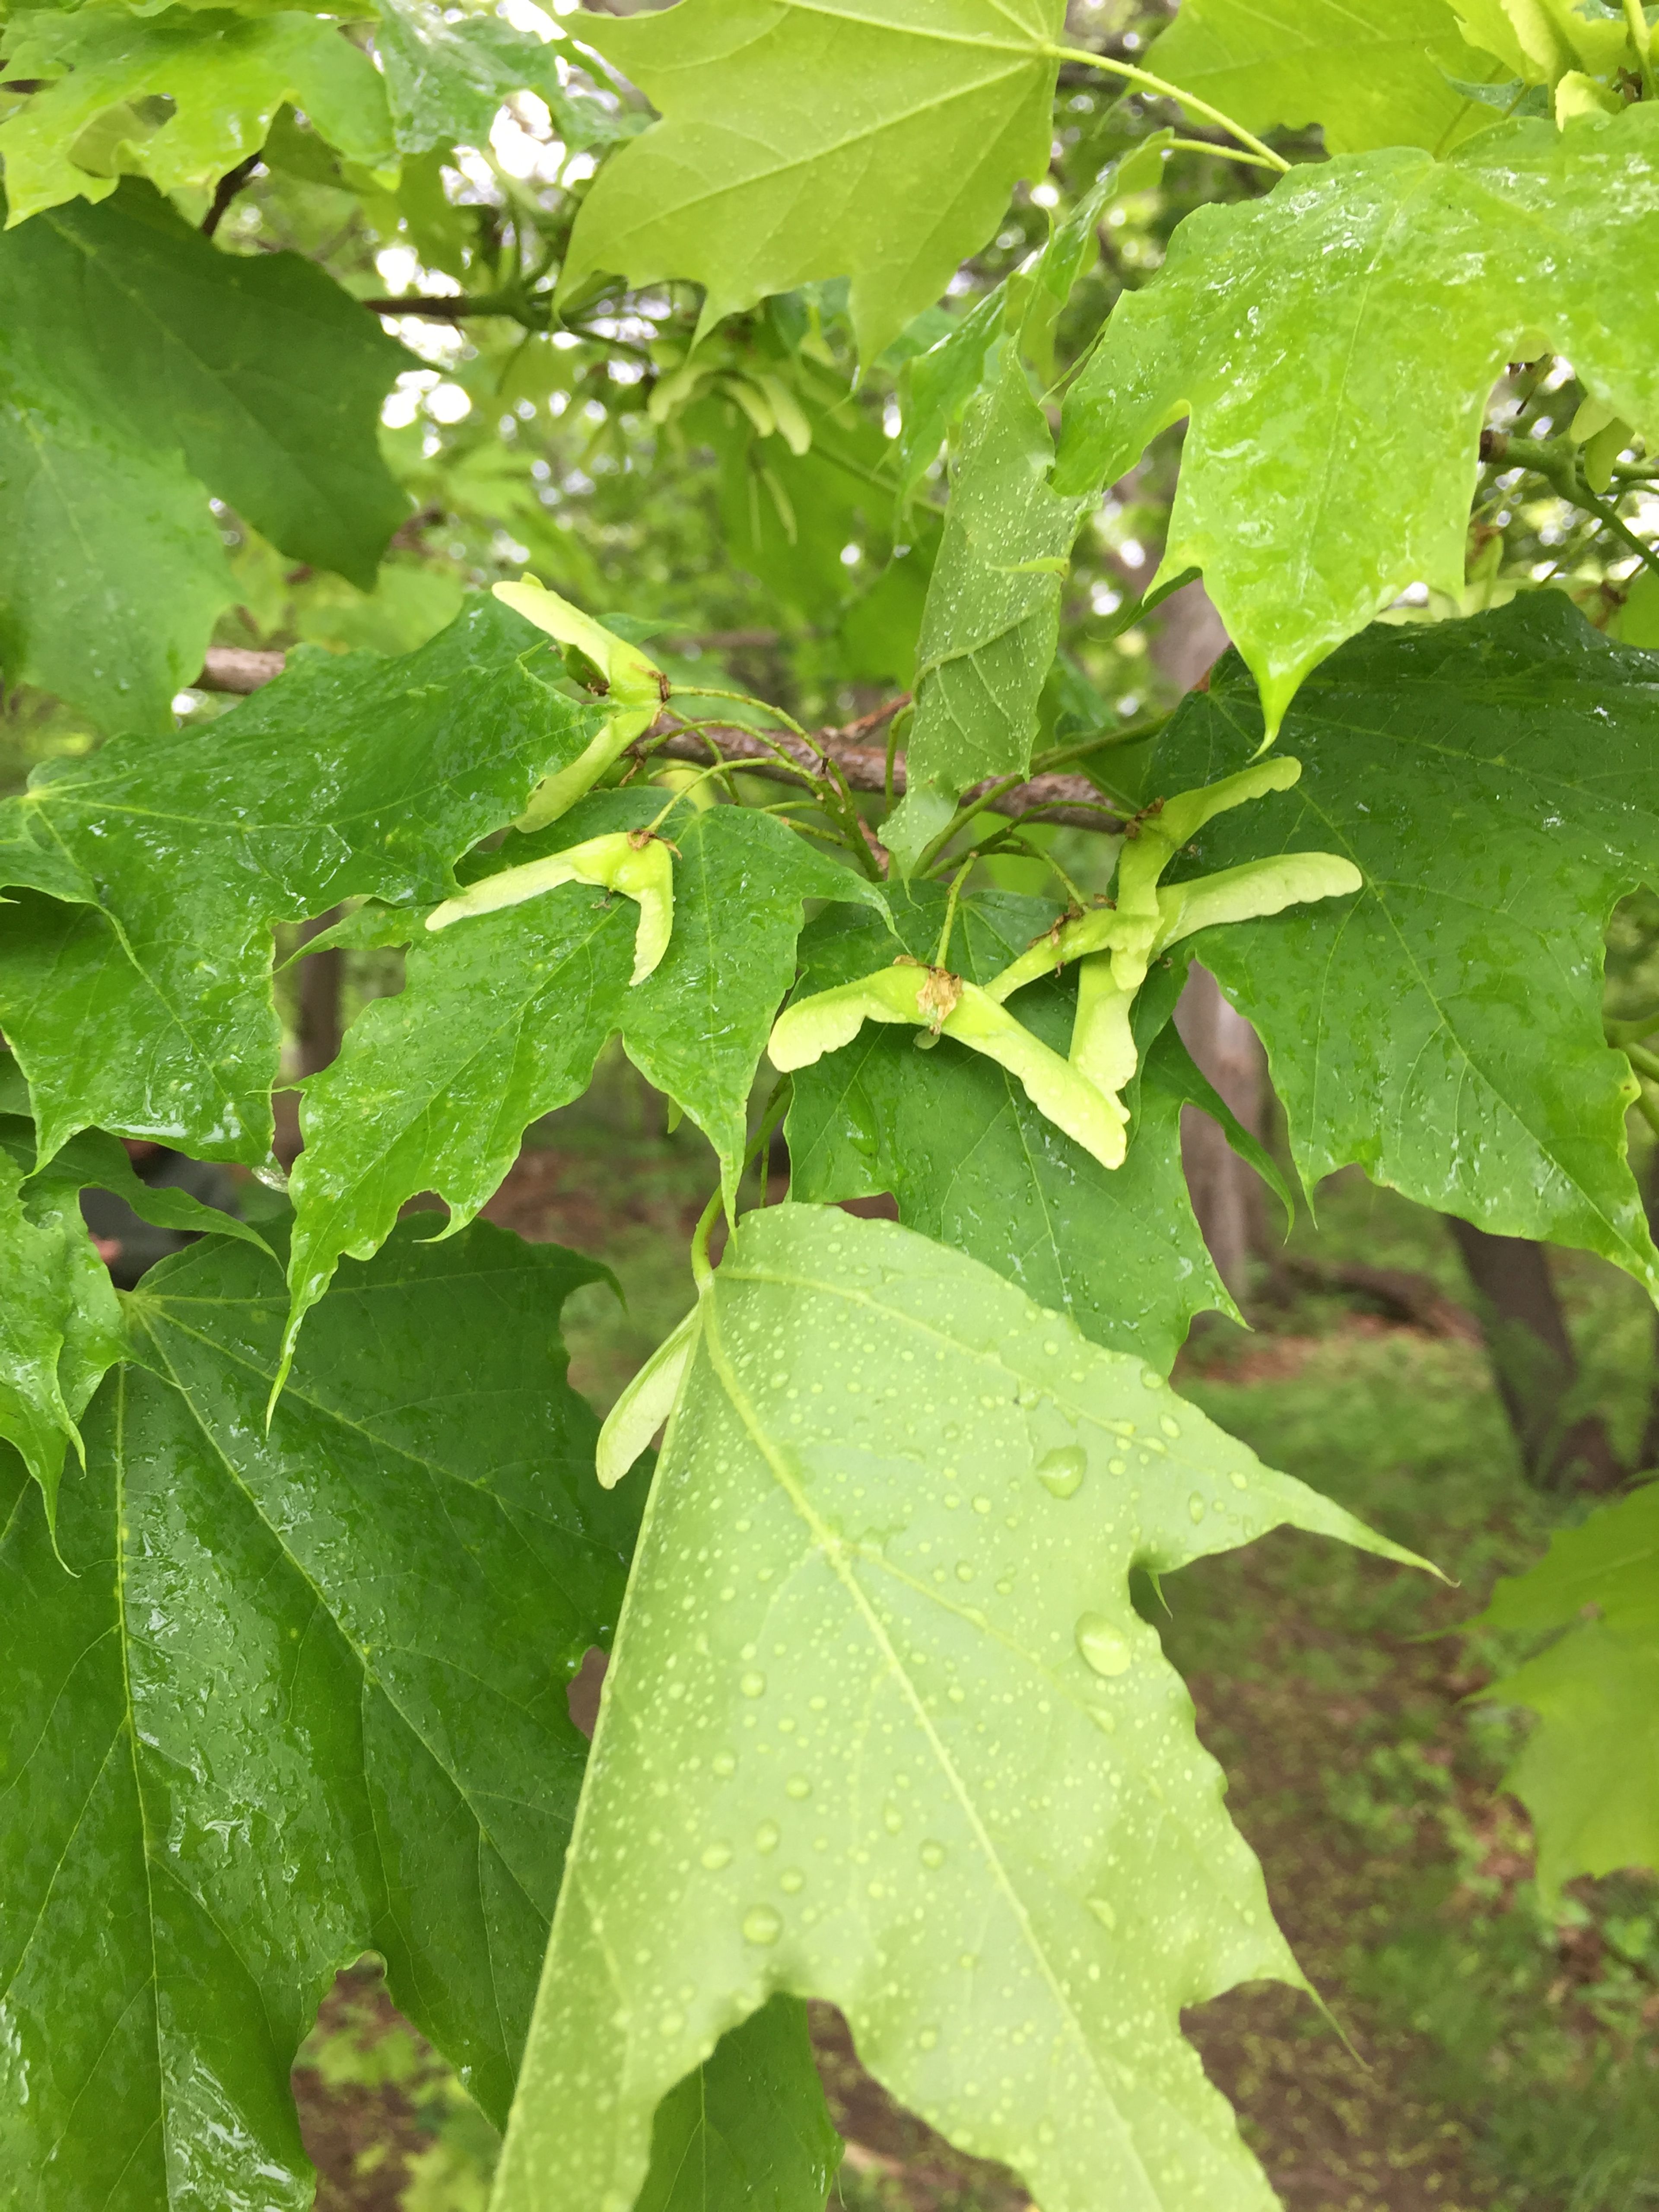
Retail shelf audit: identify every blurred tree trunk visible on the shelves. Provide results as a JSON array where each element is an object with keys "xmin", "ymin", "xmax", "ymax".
[
  {"xmin": 295, "ymin": 910, "xmax": 343, "ymax": 1075},
  {"xmin": 1175, "ymin": 965, "xmax": 1265, "ymax": 1305},
  {"xmin": 1149, "ymin": 576, "xmax": 1263, "ymax": 1304},
  {"xmin": 1149, "ymin": 575, "xmax": 1229, "ymax": 694},
  {"xmin": 274, "ymin": 909, "xmax": 343, "ymax": 1165},
  {"xmin": 1446, "ymin": 1218, "xmax": 1624, "ymax": 1492}
]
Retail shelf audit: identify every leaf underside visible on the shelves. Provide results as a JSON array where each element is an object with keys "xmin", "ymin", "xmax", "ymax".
[
  {"xmin": 562, "ymin": 0, "xmax": 1066, "ymax": 362},
  {"xmin": 491, "ymin": 1204, "xmax": 1422, "ymax": 2212}
]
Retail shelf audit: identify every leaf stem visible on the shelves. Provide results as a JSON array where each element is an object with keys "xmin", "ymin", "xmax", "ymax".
[
  {"xmin": 1623, "ymin": 1038, "xmax": 1659, "ymax": 1086},
  {"xmin": 1163, "ymin": 134, "xmax": 1281, "ymax": 172},
  {"xmin": 1030, "ymin": 711, "xmax": 1170, "ymax": 775},
  {"xmin": 1046, "ymin": 46, "xmax": 1291, "ymax": 172},
  {"xmin": 933, "ymin": 858, "xmax": 977, "ymax": 969},
  {"xmin": 690, "ymin": 1183, "xmax": 721, "ymax": 1291}
]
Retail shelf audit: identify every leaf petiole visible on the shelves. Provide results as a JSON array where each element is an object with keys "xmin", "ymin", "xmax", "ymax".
[
  {"xmin": 1045, "ymin": 46, "xmax": 1291, "ymax": 173},
  {"xmin": 933, "ymin": 858, "xmax": 977, "ymax": 969}
]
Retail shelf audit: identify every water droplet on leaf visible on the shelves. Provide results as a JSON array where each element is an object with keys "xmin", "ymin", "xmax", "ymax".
[
  {"xmin": 1036, "ymin": 1444, "xmax": 1087, "ymax": 1499},
  {"xmin": 1075, "ymin": 1613, "xmax": 1132, "ymax": 1677},
  {"xmin": 742, "ymin": 1904, "xmax": 783, "ymax": 1946}
]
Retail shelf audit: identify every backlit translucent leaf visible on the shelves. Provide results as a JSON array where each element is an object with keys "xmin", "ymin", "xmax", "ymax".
[
  {"xmin": 887, "ymin": 353, "xmax": 1089, "ymax": 866},
  {"xmin": 0, "ymin": 597, "xmax": 592, "ymax": 1163},
  {"xmin": 785, "ymin": 889, "xmax": 1232, "ymax": 1367},
  {"xmin": 1056, "ymin": 106, "xmax": 1659, "ymax": 733},
  {"xmin": 1147, "ymin": 0, "xmax": 1501, "ymax": 156},
  {"xmin": 1475, "ymin": 1483, "xmax": 1659, "ymax": 1903},
  {"xmin": 284, "ymin": 792, "xmax": 886, "ymax": 1358},
  {"xmin": 892, "ymin": 142, "xmax": 1164, "ymax": 511},
  {"xmin": 700, "ymin": 368, "xmax": 940, "ymax": 689},
  {"xmin": 639, "ymin": 1994, "xmax": 843, "ymax": 2212},
  {"xmin": 377, "ymin": 0, "xmax": 577, "ymax": 154},
  {"xmin": 0, "ymin": 1219, "xmax": 641, "ymax": 2208},
  {"xmin": 560, "ymin": 0, "xmax": 1067, "ymax": 362},
  {"xmin": 0, "ymin": 183, "xmax": 411, "ymax": 721},
  {"xmin": 491, "ymin": 1204, "xmax": 1425, "ymax": 2212},
  {"xmin": 0, "ymin": 5, "xmax": 393, "ymax": 224},
  {"xmin": 1450, "ymin": 0, "xmax": 1633, "ymax": 84},
  {"xmin": 1152, "ymin": 595, "xmax": 1659, "ymax": 1292}
]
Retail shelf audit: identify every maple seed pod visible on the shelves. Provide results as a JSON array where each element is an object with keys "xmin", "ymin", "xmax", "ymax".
[
  {"xmin": 768, "ymin": 960, "xmax": 1128, "ymax": 1171},
  {"xmin": 493, "ymin": 576, "xmax": 667, "ymax": 831},
  {"xmin": 1108, "ymin": 757, "xmax": 1305, "ymax": 993},
  {"xmin": 426, "ymin": 830, "xmax": 675, "ymax": 986}
]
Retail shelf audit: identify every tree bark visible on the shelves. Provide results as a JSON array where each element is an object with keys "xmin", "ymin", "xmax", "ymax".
[
  {"xmin": 295, "ymin": 909, "xmax": 344, "ymax": 1077},
  {"xmin": 273, "ymin": 909, "xmax": 344, "ymax": 1166},
  {"xmin": 1175, "ymin": 964, "xmax": 1266, "ymax": 1305},
  {"xmin": 1446, "ymin": 1217, "xmax": 1624, "ymax": 1492}
]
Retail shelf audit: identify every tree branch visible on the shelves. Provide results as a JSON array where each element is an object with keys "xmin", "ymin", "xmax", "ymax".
[
  {"xmin": 196, "ymin": 648, "xmax": 1126, "ymax": 833},
  {"xmin": 201, "ymin": 153, "xmax": 264, "ymax": 238}
]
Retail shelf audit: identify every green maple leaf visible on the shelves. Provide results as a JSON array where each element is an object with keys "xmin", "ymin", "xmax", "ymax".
[
  {"xmin": 0, "ymin": 1218, "xmax": 642, "ymax": 2208},
  {"xmin": 1056, "ymin": 105, "xmax": 1659, "ymax": 735},
  {"xmin": 283, "ymin": 791, "xmax": 886, "ymax": 1363},
  {"xmin": 0, "ymin": 1056, "xmax": 273, "ymax": 1519},
  {"xmin": 1147, "ymin": 0, "xmax": 1503, "ymax": 156},
  {"xmin": 560, "ymin": 0, "xmax": 1067, "ymax": 362},
  {"xmin": 375, "ymin": 0, "xmax": 623, "ymax": 156},
  {"xmin": 490, "ymin": 1204, "xmax": 1425, "ymax": 2212},
  {"xmin": 0, "ymin": 597, "xmax": 596, "ymax": 1164},
  {"xmin": 887, "ymin": 352, "xmax": 1088, "ymax": 865},
  {"xmin": 0, "ymin": 183, "xmax": 411, "ymax": 724},
  {"xmin": 0, "ymin": 3, "xmax": 394, "ymax": 224},
  {"xmin": 639, "ymin": 1994, "xmax": 844, "ymax": 2212},
  {"xmin": 1475, "ymin": 1482, "xmax": 1659, "ymax": 1904},
  {"xmin": 785, "ymin": 888, "xmax": 1234, "ymax": 1369},
  {"xmin": 698, "ymin": 369, "xmax": 939, "ymax": 689},
  {"xmin": 0, "ymin": 1144, "xmax": 123, "ymax": 1530},
  {"xmin": 1152, "ymin": 595, "xmax": 1659, "ymax": 1293}
]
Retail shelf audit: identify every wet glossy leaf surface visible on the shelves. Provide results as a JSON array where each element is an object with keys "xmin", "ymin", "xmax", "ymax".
[
  {"xmin": 493, "ymin": 1204, "xmax": 1423, "ymax": 2212},
  {"xmin": 561, "ymin": 0, "xmax": 1066, "ymax": 362},
  {"xmin": 1058, "ymin": 107, "xmax": 1659, "ymax": 730},
  {"xmin": 376, "ymin": 0, "xmax": 574, "ymax": 155},
  {"xmin": 0, "ymin": 1142, "xmax": 122, "ymax": 1522},
  {"xmin": 785, "ymin": 888, "xmax": 1230, "ymax": 1368},
  {"xmin": 0, "ymin": 597, "xmax": 593, "ymax": 1165},
  {"xmin": 1153, "ymin": 598, "xmax": 1659, "ymax": 1293},
  {"xmin": 0, "ymin": 1219, "xmax": 640, "ymax": 2209},
  {"xmin": 0, "ymin": 182, "xmax": 409, "ymax": 725},
  {"xmin": 286, "ymin": 792, "xmax": 884, "ymax": 1353}
]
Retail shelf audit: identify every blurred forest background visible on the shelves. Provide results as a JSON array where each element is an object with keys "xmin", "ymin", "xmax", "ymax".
[{"xmin": 5, "ymin": 0, "xmax": 1657, "ymax": 2202}]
